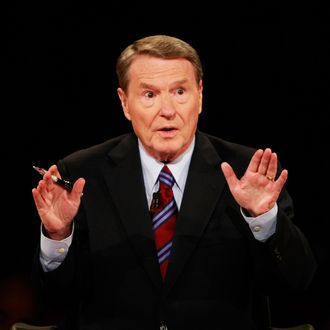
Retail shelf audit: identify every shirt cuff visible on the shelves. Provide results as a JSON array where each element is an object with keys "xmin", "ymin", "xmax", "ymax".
[
  {"xmin": 241, "ymin": 203, "xmax": 278, "ymax": 242},
  {"xmin": 39, "ymin": 224, "xmax": 74, "ymax": 271}
]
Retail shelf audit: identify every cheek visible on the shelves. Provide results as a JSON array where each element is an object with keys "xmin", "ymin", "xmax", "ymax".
[
  {"xmin": 181, "ymin": 105, "xmax": 200, "ymax": 125},
  {"xmin": 131, "ymin": 111, "xmax": 155, "ymax": 130}
]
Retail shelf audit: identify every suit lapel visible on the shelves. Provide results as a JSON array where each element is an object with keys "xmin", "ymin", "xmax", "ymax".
[
  {"xmin": 100, "ymin": 132, "xmax": 227, "ymax": 295},
  {"xmin": 103, "ymin": 134, "xmax": 163, "ymax": 290},
  {"xmin": 163, "ymin": 132, "xmax": 227, "ymax": 296}
]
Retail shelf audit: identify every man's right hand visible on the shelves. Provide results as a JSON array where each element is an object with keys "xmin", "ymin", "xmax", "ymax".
[{"xmin": 32, "ymin": 164, "xmax": 85, "ymax": 240}]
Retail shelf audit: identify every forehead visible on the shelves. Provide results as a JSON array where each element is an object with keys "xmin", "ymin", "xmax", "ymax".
[{"xmin": 128, "ymin": 55, "xmax": 196, "ymax": 82}]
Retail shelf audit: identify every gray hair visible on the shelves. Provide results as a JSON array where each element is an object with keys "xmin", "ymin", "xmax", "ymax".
[{"xmin": 116, "ymin": 35, "xmax": 203, "ymax": 92}]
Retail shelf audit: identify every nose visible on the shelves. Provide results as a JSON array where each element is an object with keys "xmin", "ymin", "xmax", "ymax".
[{"xmin": 159, "ymin": 93, "xmax": 176, "ymax": 118}]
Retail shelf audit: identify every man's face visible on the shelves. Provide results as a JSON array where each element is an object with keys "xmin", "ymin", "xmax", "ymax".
[{"xmin": 117, "ymin": 55, "xmax": 203, "ymax": 162}]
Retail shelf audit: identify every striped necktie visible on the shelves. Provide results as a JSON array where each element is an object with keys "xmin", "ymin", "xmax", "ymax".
[{"xmin": 150, "ymin": 165, "xmax": 178, "ymax": 280}]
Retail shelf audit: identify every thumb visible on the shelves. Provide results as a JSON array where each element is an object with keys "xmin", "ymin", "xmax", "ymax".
[
  {"xmin": 220, "ymin": 162, "xmax": 238, "ymax": 187},
  {"xmin": 71, "ymin": 177, "xmax": 86, "ymax": 199}
]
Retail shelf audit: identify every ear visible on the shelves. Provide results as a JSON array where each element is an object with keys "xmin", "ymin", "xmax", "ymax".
[
  {"xmin": 198, "ymin": 80, "xmax": 203, "ymax": 114},
  {"xmin": 117, "ymin": 88, "xmax": 131, "ymax": 121}
]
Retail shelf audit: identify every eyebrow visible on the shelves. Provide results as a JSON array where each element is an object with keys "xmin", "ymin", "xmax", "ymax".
[{"xmin": 139, "ymin": 79, "xmax": 189, "ymax": 90}]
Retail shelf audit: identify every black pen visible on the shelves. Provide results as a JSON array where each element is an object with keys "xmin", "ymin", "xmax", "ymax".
[{"xmin": 33, "ymin": 166, "xmax": 73, "ymax": 191}]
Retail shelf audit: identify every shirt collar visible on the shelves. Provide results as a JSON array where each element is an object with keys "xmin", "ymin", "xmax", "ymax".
[{"xmin": 138, "ymin": 137, "xmax": 195, "ymax": 193}]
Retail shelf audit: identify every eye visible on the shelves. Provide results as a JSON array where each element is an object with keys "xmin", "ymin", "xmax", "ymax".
[
  {"xmin": 176, "ymin": 88, "xmax": 185, "ymax": 95},
  {"xmin": 141, "ymin": 90, "xmax": 156, "ymax": 107},
  {"xmin": 174, "ymin": 88, "xmax": 189, "ymax": 103},
  {"xmin": 144, "ymin": 91, "xmax": 155, "ymax": 98}
]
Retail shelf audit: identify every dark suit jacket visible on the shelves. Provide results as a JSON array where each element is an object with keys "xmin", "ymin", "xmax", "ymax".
[{"xmin": 34, "ymin": 131, "xmax": 316, "ymax": 330}]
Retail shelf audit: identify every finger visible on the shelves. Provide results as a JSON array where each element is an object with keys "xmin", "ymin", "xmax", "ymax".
[
  {"xmin": 37, "ymin": 178, "xmax": 52, "ymax": 195},
  {"xmin": 41, "ymin": 172, "xmax": 57, "ymax": 192},
  {"xmin": 247, "ymin": 149, "xmax": 263, "ymax": 173},
  {"xmin": 45, "ymin": 165, "xmax": 67, "ymax": 192},
  {"xmin": 265, "ymin": 152, "xmax": 278, "ymax": 181},
  {"xmin": 274, "ymin": 169, "xmax": 288, "ymax": 192},
  {"xmin": 70, "ymin": 178, "xmax": 86, "ymax": 200},
  {"xmin": 257, "ymin": 148, "xmax": 272, "ymax": 175},
  {"xmin": 221, "ymin": 162, "xmax": 238, "ymax": 187},
  {"xmin": 48, "ymin": 164, "xmax": 60, "ymax": 178},
  {"xmin": 32, "ymin": 188, "xmax": 47, "ymax": 210}
]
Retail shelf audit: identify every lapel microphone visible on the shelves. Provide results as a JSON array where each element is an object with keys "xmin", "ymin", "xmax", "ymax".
[{"xmin": 150, "ymin": 191, "xmax": 161, "ymax": 209}]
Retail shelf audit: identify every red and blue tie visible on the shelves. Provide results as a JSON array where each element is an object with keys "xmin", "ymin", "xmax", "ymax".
[{"xmin": 150, "ymin": 165, "xmax": 178, "ymax": 280}]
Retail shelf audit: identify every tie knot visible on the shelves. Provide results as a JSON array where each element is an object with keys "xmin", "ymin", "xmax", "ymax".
[{"xmin": 159, "ymin": 165, "xmax": 175, "ymax": 188}]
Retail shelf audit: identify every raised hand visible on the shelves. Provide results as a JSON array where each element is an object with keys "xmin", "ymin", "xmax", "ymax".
[
  {"xmin": 32, "ymin": 164, "xmax": 85, "ymax": 240},
  {"xmin": 221, "ymin": 148, "xmax": 288, "ymax": 217}
]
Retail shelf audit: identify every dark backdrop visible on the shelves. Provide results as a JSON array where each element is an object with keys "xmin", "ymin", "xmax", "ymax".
[{"xmin": 5, "ymin": 1, "xmax": 329, "ymax": 329}]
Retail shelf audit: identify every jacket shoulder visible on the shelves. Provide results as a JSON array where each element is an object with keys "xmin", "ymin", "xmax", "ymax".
[
  {"xmin": 63, "ymin": 133, "xmax": 133, "ymax": 164},
  {"xmin": 57, "ymin": 133, "xmax": 135, "ymax": 178},
  {"xmin": 201, "ymin": 132, "xmax": 256, "ymax": 160}
]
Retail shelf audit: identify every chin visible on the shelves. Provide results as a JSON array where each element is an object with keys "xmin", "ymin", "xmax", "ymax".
[
  {"xmin": 156, "ymin": 146, "xmax": 183, "ymax": 162},
  {"xmin": 148, "ymin": 136, "xmax": 185, "ymax": 160}
]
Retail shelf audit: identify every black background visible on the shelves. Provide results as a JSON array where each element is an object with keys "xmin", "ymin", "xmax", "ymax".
[{"xmin": 5, "ymin": 0, "xmax": 330, "ymax": 329}]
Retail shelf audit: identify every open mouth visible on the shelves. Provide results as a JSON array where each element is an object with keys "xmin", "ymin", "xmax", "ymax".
[
  {"xmin": 161, "ymin": 127, "xmax": 175, "ymax": 131},
  {"xmin": 158, "ymin": 127, "xmax": 178, "ymax": 137}
]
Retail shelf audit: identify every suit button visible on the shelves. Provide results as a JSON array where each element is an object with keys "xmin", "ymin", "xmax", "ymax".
[
  {"xmin": 160, "ymin": 323, "xmax": 168, "ymax": 330},
  {"xmin": 273, "ymin": 248, "xmax": 282, "ymax": 261}
]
